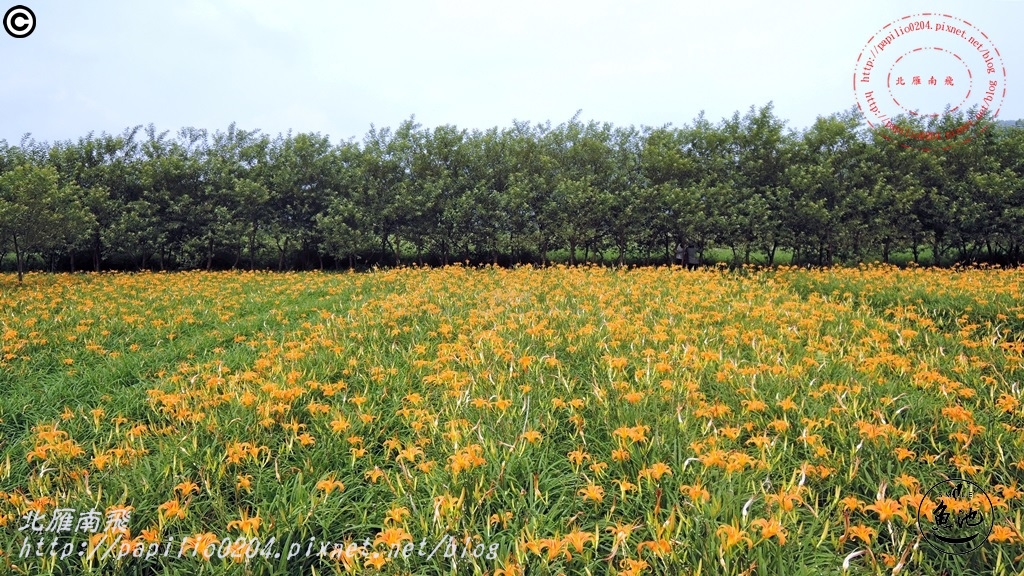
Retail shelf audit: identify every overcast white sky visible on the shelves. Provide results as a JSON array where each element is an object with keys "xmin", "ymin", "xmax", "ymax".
[{"xmin": 1, "ymin": 0, "xmax": 1021, "ymax": 144}]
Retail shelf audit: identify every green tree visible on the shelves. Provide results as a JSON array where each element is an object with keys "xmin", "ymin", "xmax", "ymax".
[{"xmin": 0, "ymin": 165, "xmax": 91, "ymax": 281}]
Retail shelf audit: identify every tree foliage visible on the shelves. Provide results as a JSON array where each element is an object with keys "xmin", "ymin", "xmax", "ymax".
[{"xmin": 1, "ymin": 107, "xmax": 1022, "ymax": 278}]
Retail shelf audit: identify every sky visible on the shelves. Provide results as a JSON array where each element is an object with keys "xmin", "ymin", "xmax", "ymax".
[{"xmin": 1, "ymin": 0, "xmax": 1021, "ymax": 145}]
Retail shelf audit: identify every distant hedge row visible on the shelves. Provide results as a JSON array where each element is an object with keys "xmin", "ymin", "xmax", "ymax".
[{"xmin": 1, "ymin": 105, "xmax": 1022, "ymax": 279}]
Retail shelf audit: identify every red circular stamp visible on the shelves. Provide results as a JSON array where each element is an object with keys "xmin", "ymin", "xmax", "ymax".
[{"xmin": 853, "ymin": 13, "xmax": 1007, "ymax": 150}]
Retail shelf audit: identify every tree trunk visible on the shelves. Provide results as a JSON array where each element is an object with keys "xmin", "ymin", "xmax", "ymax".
[
  {"xmin": 381, "ymin": 234, "xmax": 389, "ymax": 266},
  {"xmin": 93, "ymin": 234, "xmax": 102, "ymax": 272},
  {"xmin": 248, "ymin": 224, "xmax": 258, "ymax": 270},
  {"xmin": 206, "ymin": 235, "xmax": 215, "ymax": 271},
  {"xmin": 277, "ymin": 237, "xmax": 289, "ymax": 271},
  {"xmin": 14, "ymin": 234, "xmax": 24, "ymax": 282}
]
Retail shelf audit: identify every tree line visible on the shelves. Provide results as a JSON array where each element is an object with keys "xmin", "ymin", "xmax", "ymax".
[{"xmin": 1, "ymin": 104, "xmax": 1022, "ymax": 280}]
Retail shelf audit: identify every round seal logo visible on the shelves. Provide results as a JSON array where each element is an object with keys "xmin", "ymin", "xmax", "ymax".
[
  {"xmin": 916, "ymin": 476, "xmax": 994, "ymax": 555},
  {"xmin": 853, "ymin": 13, "xmax": 1007, "ymax": 150}
]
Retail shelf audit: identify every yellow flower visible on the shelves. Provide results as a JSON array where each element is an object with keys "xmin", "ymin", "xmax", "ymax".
[
  {"xmin": 92, "ymin": 452, "xmax": 111, "ymax": 470},
  {"xmin": 448, "ymin": 444, "xmax": 486, "ymax": 478},
  {"xmin": 766, "ymin": 487, "xmax": 803, "ymax": 512},
  {"xmin": 174, "ymin": 480, "xmax": 200, "ymax": 496},
  {"xmin": 894, "ymin": 447, "xmax": 916, "ymax": 461},
  {"xmin": 158, "ymin": 499, "xmax": 186, "ymax": 520},
  {"xmin": 365, "ymin": 550, "xmax": 388, "ymax": 569},
  {"xmin": 316, "ymin": 476, "xmax": 345, "ymax": 495},
  {"xmin": 560, "ymin": 530, "xmax": 593, "ymax": 555},
  {"xmin": 396, "ymin": 445, "xmax": 423, "ymax": 462},
  {"xmin": 638, "ymin": 462, "xmax": 672, "ymax": 482},
  {"xmin": 997, "ymin": 483, "xmax": 1023, "ymax": 501},
  {"xmin": 840, "ymin": 496, "xmax": 863, "ymax": 513},
  {"xmin": 777, "ymin": 397, "xmax": 798, "ymax": 411},
  {"xmin": 988, "ymin": 524, "xmax": 1021, "ymax": 543},
  {"xmin": 384, "ymin": 506, "xmax": 410, "ymax": 525},
  {"xmin": 750, "ymin": 517, "xmax": 787, "ymax": 545},
  {"xmin": 613, "ymin": 478, "xmax": 638, "ymax": 496},
  {"xmin": 715, "ymin": 524, "xmax": 751, "ymax": 552},
  {"xmin": 996, "ymin": 393, "xmax": 1019, "ymax": 413},
  {"xmin": 521, "ymin": 430, "xmax": 542, "ymax": 445},
  {"xmin": 374, "ymin": 527, "xmax": 412, "ymax": 548},
  {"xmin": 578, "ymin": 483, "xmax": 605, "ymax": 503},
  {"xmin": 637, "ymin": 538, "xmax": 671, "ymax": 556},
  {"xmin": 894, "ymin": 474, "xmax": 920, "ymax": 491},
  {"xmin": 226, "ymin": 511, "xmax": 262, "ymax": 534},
  {"xmin": 623, "ymin": 391, "xmax": 644, "ymax": 404},
  {"xmin": 845, "ymin": 524, "xmax": 876, "ymax": 545},
  {"xmin": 329, "ymin": 416, "xmax": 350, "ymax": 433},
  {"xmin": 619, "ymin": 558, "xmax": 650, "ymax": 576},
  {"xmin": 365, "ymin": 467, "xmax": 385, "ymax": 483},
  {"xmin": 567, "ymin": 449, "xmax": 590, "ymax": 466},
  {"xmin": 236, "ymin": 475, "xmax": 253, "ymax": 492},
  {"xmin": 495, "ymin": 561, "xmax": 525, "ymax": 576},
  {"xmin": 613, "ymin": 424, "xmax": 650, "ymax": 444},
  {"xmin": 864, "ymin": 498, "xmax": 906, "ymax": 523},
  {"xmin": 680, "ymin": 481, "xmax": 710, "ymax": 503},
  {"xmin": 181, "ymin": 532, "xmax": 219, "ymax": 559}
]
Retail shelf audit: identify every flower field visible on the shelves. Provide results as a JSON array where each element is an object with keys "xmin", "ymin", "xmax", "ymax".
[{"xmin": 1, "ymin": 265, "xmax": 1023, "ymax": 575}]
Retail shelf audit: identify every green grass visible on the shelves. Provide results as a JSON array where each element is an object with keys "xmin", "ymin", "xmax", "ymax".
[{"xmin": 1, "ymin": 266, "xmax": 1023, "ymax": 575}]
